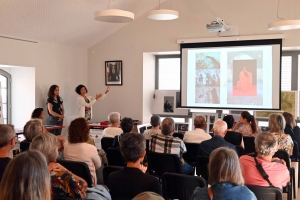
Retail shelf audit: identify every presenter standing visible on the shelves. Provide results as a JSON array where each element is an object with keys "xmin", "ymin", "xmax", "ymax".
[
  {"xmin": 47, "ymin": 85, "xmax": 64, "ymax": 135},
  {"xmin": 75, "ymin": 85, "xmax": 110, "ymax": 122}
]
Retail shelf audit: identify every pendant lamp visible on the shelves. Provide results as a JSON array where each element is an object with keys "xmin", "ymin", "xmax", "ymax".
[{"xmin": 148, "ymin": 0, "xmax": 178, "ymax": 20}]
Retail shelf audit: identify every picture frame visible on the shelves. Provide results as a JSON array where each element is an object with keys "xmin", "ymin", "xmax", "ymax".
[{"xmin": 105, "ymin": 60, "xmax": 122, "ymax": 86}]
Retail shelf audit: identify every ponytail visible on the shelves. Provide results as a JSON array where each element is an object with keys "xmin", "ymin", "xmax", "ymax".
[{"xmin": 250, "ymin": 115, "xmax": 257, "ymax": 134}]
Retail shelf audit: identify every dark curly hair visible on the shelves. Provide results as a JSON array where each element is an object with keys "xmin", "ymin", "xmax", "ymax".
[
  {"xmin": 68, "ymin": 118, "xmax": 89, "ymax": 143},
  {"xmin": 75, "ymin": 85, "xmax": 88, "ymax": 95},
  {"xmin": 31, "ymin": 108, "xmax": 43, "ymax": 119},
  {"xmin": 223, "ymin": 115, "xmax": 234, "ymax": 129},
  {"xmin": 120, "ymin": 117, "xmax": 133, "ymax": 133}
]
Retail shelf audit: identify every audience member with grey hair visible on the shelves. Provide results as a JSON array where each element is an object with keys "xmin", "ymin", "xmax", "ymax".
[
  {"xmin": 198, "ymin": 120, "xmax": 236, "ymax": 156},
  {"xmin": 143, "ymin": 115, "xmax": 161, "ymax": 140},
  {"xmin": 102, "ymin": 112, "xmax": 123, "ymax": 138},
  {"xmin": 0, "ymin": 125, "xmax": 15, "ymax": 182},
  {"xmin": 269, "ymin": 114, "xmax": 294, "ymax": 155},
  {"xmin": 240, "ymin": 132, "xmax": 290, "ymax": 188},
  {"xmin": 183, "ymin": 115, "xmax": 211, "ymax": 143},
  {"xmin": 20, "ymin": 119, "xmax": 43, "ymax": 152}
]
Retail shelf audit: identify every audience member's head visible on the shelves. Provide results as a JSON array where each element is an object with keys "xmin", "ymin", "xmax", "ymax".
[
  {"xmin": 75, "ymin": 84, "xmax": 88, "ymax": 95},
  {"xmin": 68, "ymin": 117, "xmax": 89, "ymax": 143},
  {"xmin": 0, "ymin": 150, "xmax": 51, "ymax": 200},
  {"xmin": 30, "ymin": 133, "xmax": 58, "ymax": 164},
  {"xmin": 255, "ymin": 132, "xmax": 278, "ymax": 157},
  {"xmin": 161, "ymin": 117, "xmax": 175, "ymax": 136},
  {"xmin": 31, "ymin": 108, "xmax": 45, "ymax": 119},
  {"xmin": 150, "ymin": 115, "xmax": 161, "ymax": 128},
  {"xmin": 208, "ymin": 147, "xmax": 244, "ymax": 185},
  {"xmin": 120, "ymin": 117, "xmax": 133, "ymax": 133},
  {"xmin": 23, "ymin": 119, "xmax": 43, "ymax": 142},
  {"xmin": 108, "ymin": 112, "xmax": 121, "ymax": 124},
  {"xmin": 282, "ymin": 112, "xmax": 295, "ymax": 128},
  {"xmin": 212, "ymin": 120, "xmax": 227, "ymax": 137},
  {"xmin": 120, "ymin": 133, "xmax": 146, "ymax": 163},
  {"xmin": 268, "ymin": 114, "xmax": 285, "ymax": 134},
  {"xmin": 0, "ymin": 124, "xmax": 15, "ymax": 150},
  {"xmin": 194, "ymin": 115, "xmax": 206, "ymax": 129},
  {"xmin": 222, "ymin": 115, "xmax": 235, "ymax": 129},
  {"xmin": 240, "ymin": 111, "xmax": 257, "ymax": 134}
]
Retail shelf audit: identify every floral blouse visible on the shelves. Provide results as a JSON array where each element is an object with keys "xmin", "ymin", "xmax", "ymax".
[
  {"xmin": 236, "ymin": 124, "xmax": 258, "ymax": 137},
  {"xmin": 274, "ymin": 133, "xmax": 294, "ymax": 154},
  {"xmin": 84, "ymin": 98, "xmax": 91, "ymax": 122}
]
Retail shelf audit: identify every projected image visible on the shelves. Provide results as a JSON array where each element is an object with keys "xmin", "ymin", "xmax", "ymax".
[
  {"xmin": 196, "ymin": 52, "xmax": 220, "ymax": 69},
  {"xmin": 195, "ymin": 87, "xmax": 220, "ymax": 104},
  {"xmin": 196, "ymin": 69, "xmax": 220, "ymax": 87},
  {"xmin": 163, "ymin": 96, "xmax": 174, "ymax": 113}
]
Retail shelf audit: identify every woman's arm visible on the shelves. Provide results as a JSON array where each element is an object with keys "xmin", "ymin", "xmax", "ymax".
[
  {"xmin": 47, "ymin": 103, "xmax": 63, "ymax": 118},
  {"xmin": 77, "ymin": 96, "xmax": 97, "ymax": 108},
  {"xmin": 232, "ymin": 121, "xmax": 242, "ymax": 132},
  {"xmin": 91, "ymin": 147, "xmax": 101, "ymax": 169}
]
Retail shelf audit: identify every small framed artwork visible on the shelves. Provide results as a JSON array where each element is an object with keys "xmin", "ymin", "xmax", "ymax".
[{"xmin": 105, "ymin": 60, "xmax": 122, "ymax": 86}]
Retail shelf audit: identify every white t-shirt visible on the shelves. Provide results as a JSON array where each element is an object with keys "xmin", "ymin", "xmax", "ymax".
[
  {"xmin": 183, "ymin": 128, "xmax": 211, "ymax": 143},
  {"xmin": 102, "ymin": 127, "xmax": 123, "ymax": 138},
  {"xmin": 63, "ymin": 142, "xmax": 101, "ymax": 186}
]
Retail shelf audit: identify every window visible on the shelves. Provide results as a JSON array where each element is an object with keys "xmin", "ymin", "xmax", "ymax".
[
  {"xmin": 0, "ymin": 70, "xmax": 11, "ymax": 124},
  {"xmin": 281, "ymin": 56, "xmax": 292, "ymax": 91}
]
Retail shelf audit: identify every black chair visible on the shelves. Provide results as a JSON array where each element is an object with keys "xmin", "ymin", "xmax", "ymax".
[
  {"xmin": 101, "ymin": 137, "xmax": 114, "ymax": 152},
  {"xmin": 57, "ymin": 160, "xmax": 93, "ymax": 187},
  {"xmin": 173, "ymin": 132, "xmax": 184, "ymax": 140},
  {"xmin": 235, "ymin": 145, "xmax": 245, "ymax": 157},
  {"xmin": 290, "ymin": 141, "xmax": 300, "ymax": 188},
  {"xmin": 162, "ymin": 172, "xmax": 206, "ymax": 200},
  {"xmin": 147, "ymin": 151, "xmax": 182, "ymax": 179},
  {"xmin": 103, "ymin": 166, "xmax": 122, "ymax": 189},
  {"xmin": 183, "ymin": 143, "xmax": 199, "ymax": 167},
  {"xmin": 243, "ymin": 136, "xmax": 255, "ymax": 154},
  {"xmin": 224, "ymin": 131, "xmax": 243, "ymax": 146},
  {"xmin": 246, "ymin": 185, "xmax": 283, "ymax": 200},
  {"xmin": 196, "ymin": 156, "xmax": 209, "ymax": 182},
  {"xmin": 106, "ymin": 148, "xmax": 126, "ymax": 167}
]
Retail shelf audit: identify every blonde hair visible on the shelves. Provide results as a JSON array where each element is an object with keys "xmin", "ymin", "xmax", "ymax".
[
  {"xmin": 269, "ymin": 114, "xmax": 285, "ymax": 134},
  {"xmin": 23, "ymin": 119, "xmax": 43, "ymax": 141},
  {"xmin": 30, "ymin": 133, "xmax": 58, "ymax": 163},
  {"xmin": 0, "ymin": 150, "xmax": 51, "ymax": 200},
  {"xmin": 194, "ymin": 115, "xmax": 206, "ymax": 128},
  {"xmin": 208, "ymin": 147, "xmax": 244, "ymax": 185}
]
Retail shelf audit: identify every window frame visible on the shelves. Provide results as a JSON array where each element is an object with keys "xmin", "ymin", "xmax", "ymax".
[{"xmin": 0, "ymin": 69, "xmax": 11, "ymax": 124}]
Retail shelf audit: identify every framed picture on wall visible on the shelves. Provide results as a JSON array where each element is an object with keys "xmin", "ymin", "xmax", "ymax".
[{"xmin": 105, "ymin": 60, "xmax": 122, "ymax": 86}]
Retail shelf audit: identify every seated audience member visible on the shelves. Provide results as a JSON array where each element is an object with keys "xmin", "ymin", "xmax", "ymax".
[
  {"xmin": 183, "ymin": 115, "xmax": 211, "ymax": 143},
  {"xmin": 269, "ymin": 114, "xmax": 293, "ymax": 155},
  {"xmin": 191, "ymin": 147, "xmax": 256, "ymax": 200},
  {"xmin": 112, "ymin": 117, "xmax": 133, "ymax": 148},
  {"xmin": 133, "ymin": 192, "xmax": 164, "ymax": 200},
  {"xmin": 283, "ymin": 112, "xmax": 300, "ymax": 146},
  {"xmin": 0, "ymin": 150, "xmax": 51, "ymax": 200},
  {"xmin": 109, "ymin": 133, "xmax": 162, "ymax": 200},
  {"xmin": 31, "ymin": 107, "xmax": 45, "ymax": 120},
  {"xmin": 223, "ymin": 115, "xmax": 244, "ymax": 147},
  {"xmin": 198, "ymin": 120, "xmax": 236, "ymax": 156},
  {"xmin": 0, "ymin": 125, "xmax": 15, "ymax": 182},
  {"xmin": 64, "ymin": 118, "xmax": 101, "ymax": 186},
  {"xmin": 149, "ymin": 117, "xmax": 193, "ymax": 174},
  {"xmin": 233, "ymin": 111, "xmax": 260, "ymax": 137},
  {"xmin": 143, "ymin": 115, "xmax": 161, "ymax": 140},
  {"xmin": 30, "ymin": 133, "xmax": 87, "ymax": 199},
  {"xmin": 20, "ymin": 119, "xmax": 43, "ymax": 152},
  {"xmin": 240, "ymin": 132, "xmax": 290, "ymax": 188},
  {"xmin": 102, "ymin": 112, "xmax": 123, "ymax": 138}
]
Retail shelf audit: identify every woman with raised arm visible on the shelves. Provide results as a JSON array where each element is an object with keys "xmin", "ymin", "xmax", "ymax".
[
  {"xmin": 232, "ymin": 111, "xmax": 259, "ymax": 137},
  {"xmin": 75, "ymin": 85, "xmax": 110, "ymax": 122}
]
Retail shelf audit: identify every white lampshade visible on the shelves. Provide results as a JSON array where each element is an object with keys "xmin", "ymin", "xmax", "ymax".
[
  {"xmin": 268, "ymin": 20, "xmax": 300, "ymax": 30},
  {"xmin": 94, "ymin": 9, "xmax": 134, "ymax": 23},
  {"xmin": 148, "ymin": 9, "xmax": 179, "ymax": 20}
]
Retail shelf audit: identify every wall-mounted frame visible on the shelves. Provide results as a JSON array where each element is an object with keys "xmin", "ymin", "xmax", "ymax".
[{"xmin": 105, "ymin": 60, "xmax": 122, "ymax": 86}]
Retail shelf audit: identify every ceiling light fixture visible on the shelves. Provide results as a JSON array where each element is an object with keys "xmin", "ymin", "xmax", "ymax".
[
  {"xmin": 268, "ymin": 0, "xmax": 300, "ymax": 30},
  {"xmin": 94, "ymin": 0, "xmax": 134, "ymax": 23},
  {"xmin": 148, "ymin": 0, "xmax": 179, "ymax": 20}
]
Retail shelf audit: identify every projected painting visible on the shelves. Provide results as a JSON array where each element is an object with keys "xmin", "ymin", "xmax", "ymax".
[
  {"xmin": 227, "ymin": 51, "xmax": 263, "ymax": 106},
  {"xmin": 195, "ymin": 52, "xmax": 220, "ymax": 104}
]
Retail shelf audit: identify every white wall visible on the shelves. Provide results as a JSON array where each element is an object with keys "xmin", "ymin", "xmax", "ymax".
[{"xmin": 88, "ymin": 0, "xmax": 300, "ymax": 123}]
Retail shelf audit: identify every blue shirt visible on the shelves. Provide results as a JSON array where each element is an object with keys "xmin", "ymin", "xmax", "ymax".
[
  {"xmin": 190, "ymin": 182, "xmax": 257, "ymax": 200},
  {"xmin": 198, "ymin": 136, "xmax": 236, "ymax": 156}
]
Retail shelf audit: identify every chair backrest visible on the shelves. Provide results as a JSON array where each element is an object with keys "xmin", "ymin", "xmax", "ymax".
[
  {"xmin": 246, "ymin": 185, "xmax": 283, "ymax": 200},
  {"xmin": 182, "ymin": 143, "xmax": 199, "ymax": 164},
  {"xmin": 103, "ymin": 166, "xmax": 122, "ymax": 188},
  {"xmin": 243, "ymin": 136, "xmax": 255, "ymax": 154},
  {"xmin": 273, "ymin": 149, "xmax": 291, "ymax": 170},
  {"xmin": 291, "ymin": 140, "xmax": 299, "ymax": 160},
  {"xmin": 101, "ymin": 137, "xmax": 114, "ymax": 152},
  {"xmin": 224, "ymin": 131, "xmax": 243, "ymax": 146},
  {"xmin": 106, "ymin": 148, "xmax": 126, "ymax": 167},
  {"xmin": 235, "ymin": 145, "xmax": 245, "ymax": 157},
  {"xmin": 147, "ymin": 151, "xmax": 182, "ymax": 177},
  {"xmin": 196, "ymin": 156, "xmax": 209, "ymax": 181},
  {"xmin": 173, "ymin": 132, "xmax": 184, "ymax": 140},
  {"xmin": 57, "ymin": 160, "xmax": 93, "ymax": 187},
  {"xmin": 162, "ymin": 172, "xmax": 206, "ymax": 200}
]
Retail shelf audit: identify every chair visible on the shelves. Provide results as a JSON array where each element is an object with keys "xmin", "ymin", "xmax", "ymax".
[
  {"xmin": 106, "ymin": 148, "xmax": 126, "ymax": 167},
  {"xmin": 235, "ymin": 145, "xmax": 245, "ymax": 157},
  {"xmin": 147, "ymin": 151, "xmax": 182, "ymax": 179},
  {"xmin": 246, "ymin": 185, "xmax": 283, "ymax": 200},
  {"xmin": 290, "ymin": 140, "xmax": 299, "ymax": 188},
  {"xmin": 103, "ymin": 166, "xmax": 122, "ymax": 188},
  {"xmin": 162, "ymin": 172, "xmax": 207, "ymax": 200},
  {"xmin": 173, "ymin": 132, "xmax": 184, "ymax": 140},
  {"xmin": 196, "ymin": 156, "xmax": 209, "ymax": 182},
  {"xmin": 182, "ymin": 143, "xmax": 199, "ymax": 166},
  {"xmin": 57, "ymin": 160, "xmax": 93, "ymax": 187},
  {"xmin": 243, "ymin": 136, "xmax": 255, "ymax": 154},
  {"xmin": 101, "ymin": 137, "xmax": 114, "ymax": 152}
]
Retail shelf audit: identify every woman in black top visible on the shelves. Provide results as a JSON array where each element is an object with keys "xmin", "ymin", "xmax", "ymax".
[
  {"xmin": 223, "ymin": 115, "xmax": 244, "ymax": 147},
  {"xmin": 47, "ymin": 85, "xmax": 64, "ymax": 135}
]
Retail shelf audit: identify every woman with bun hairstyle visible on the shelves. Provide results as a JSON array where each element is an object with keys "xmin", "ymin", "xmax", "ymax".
[{"xmin": 232, "ymin": 111, "xmax": 259, "ymax": 137}]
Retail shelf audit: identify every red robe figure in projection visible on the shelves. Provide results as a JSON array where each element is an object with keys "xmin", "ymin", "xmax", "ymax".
[{"xmin": 233, "ymin": 67, "xmax": 256, "ymax": 96}]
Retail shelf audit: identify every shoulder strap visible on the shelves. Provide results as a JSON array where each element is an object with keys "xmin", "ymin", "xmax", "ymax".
[
  {"xmin": 207, "ymin": 187, "xmax": 213, "ymax": 200},
  {"xmin": 254, "ymin": 157, "xmax": 274, "ymax": 187}
]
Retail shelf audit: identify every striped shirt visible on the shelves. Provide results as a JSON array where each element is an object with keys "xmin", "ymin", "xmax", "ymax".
[{"xmin": 149, "ymin": 133, "xmax": 186, "ymax": 158}]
